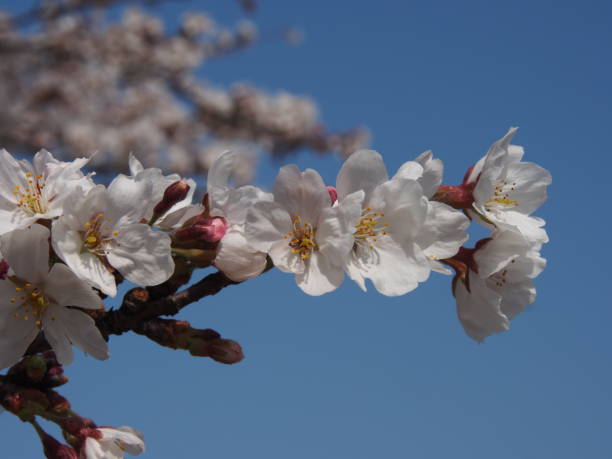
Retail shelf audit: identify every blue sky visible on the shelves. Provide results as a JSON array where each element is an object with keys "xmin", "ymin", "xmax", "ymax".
[{"xmin": 1, "ymin": 0, "xmax": 612, "ymax": 458}]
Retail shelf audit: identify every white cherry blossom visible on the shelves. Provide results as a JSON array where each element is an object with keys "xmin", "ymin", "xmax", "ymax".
[
  {"xmin": 52, "ymin": 179, "xmax": 174, "ymax": 297},
  {"xmin": 207, "ymin": 151, "xmax": 273, "ymax": 282},
  {"xmin": 466, "ymin": 128, "xmax": 552, "ymax": 244},
  {"xmin": 336, "ymin": 149, "xmax": 468, "ymax": 296},
  {"xmin": 0, "ymin": 149, "xmax": 94, "ymax": 235},
  {"xmin": 82, "ymin": 426, "xmax": 145, "ymax": 459},
  {"xmin": 0, "ymin": 225, "xmax": 108, "ymax": 368},
  {"xmin": 247, "ymin": 165, "xmax": 364, "ymax": 295},
  {"xmin": 454, "ymin": 231, "xmax": 546, "ymax": 342}
]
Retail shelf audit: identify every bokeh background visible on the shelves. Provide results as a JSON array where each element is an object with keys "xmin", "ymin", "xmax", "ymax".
[{"xmin": 1, "ymin": 0, "xmax": 611, "ymax": 458}]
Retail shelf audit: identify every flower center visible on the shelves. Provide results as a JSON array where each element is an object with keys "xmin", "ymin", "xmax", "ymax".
[
  {"xmin": 83, "ymin": 212, "xmax": 119, "ymax": 256},
  {"xmin": 492, "ymin": 258, "xmax": 516, "ymax": 287},
  {"xmin": 354, "ymin": 207, "xmax": 389, "ymax": 249},
  {"xmin": 12, "ymin": 172, "xmax": 48, "ymax": 217},
  {"xmin": 284, "ymin": 215, "xmax": 317, "ymax": 260},
  {"xmin": 485, "ymin": 180, "xmax": 518, "ymax": 211},
  {"xmin": 9, "ymin": 281, "xmax": 51, "ymax": 328}
]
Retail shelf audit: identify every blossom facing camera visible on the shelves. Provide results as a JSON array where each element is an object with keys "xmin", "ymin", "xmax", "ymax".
[
  {"xmin": 335, "ymin": 149, "xmax": 468, "ymax": 296},
  {"xmin": 0, "ymin": 225, "xmax": 108, "ymax": 369},
  {"xmin": 0, "ymin": 149, "xmax": 94, "ymax": 235},
  {"xmin": 247, "ymin": 164, "xmax": 363, "ymax": 295}
]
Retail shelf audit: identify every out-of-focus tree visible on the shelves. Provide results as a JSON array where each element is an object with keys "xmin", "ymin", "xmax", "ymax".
[{"xmin": 0, "ymin": 0, "xmax": 368, "ymax": 181}]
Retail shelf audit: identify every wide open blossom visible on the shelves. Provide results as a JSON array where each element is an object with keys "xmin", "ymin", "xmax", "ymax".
[
  {"xmin": 336, "ymin": 149, "xmax": 468, "ymax": 296},
  {"xmin": 247, "ymin": 165, "xmax": 364, "ymax": 295},
  {"xmin": 464, "ymin": 128, "xmax": 552, "ymax": 244},
  {"xmin": 451, "ymin": 230, "xmax": 546, "ymax": 342},
  {"xmin": 207, "ymin": 151, "xmax": 273, "ymax": 281},
  {"xmin": 52, "ymin": 178, "xmax": 174, "ymax": 297},
  {"xmin": 0, "ymin": 225, "xmax": 108, "ymax": 368},
  {"xmin": 82, "ymin": 426, "xmax": 145, "ymax": 459},
  {"xmin": 0, "ymin": 149, "xmax": 94, "ymax": 235}
]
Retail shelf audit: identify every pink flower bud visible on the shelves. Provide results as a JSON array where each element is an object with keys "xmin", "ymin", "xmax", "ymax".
[
  {"xmin": 40, "ymin": 432, "xmax": 78, "ymax": 459},
  {"xmin": 43, "ymin": 366, "xmax": 68, "ymax": 388},
  {"xmin": 152, "ymin": 180, "xmax": 190, "ymax": 219},
  {"xmin": 431, "ymin": 183, "xmax": 475, "ymax": 210},
  {"xmin": 326, "ymin": 186, "xmax": 338, "ymax": 205},
  {"xmin": 174, "ymin": 217, "xmax": 227, "ymax": 244}
]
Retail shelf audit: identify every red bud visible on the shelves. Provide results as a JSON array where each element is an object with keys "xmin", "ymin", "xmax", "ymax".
[
  {"xmin": 326, "ymin": 186, "xmax": 338, "ymax": 205},
  {"xmin": 152, "ymin": 180, "xmax": 190, "ymax": 220}
]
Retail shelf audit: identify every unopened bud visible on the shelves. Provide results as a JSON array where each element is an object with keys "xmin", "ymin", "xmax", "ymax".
[
  {"xmin": 431, "ymin": 184, "xmax": 475, "ymax": 209},
  {"xmin": 25, "ymin": 355, "xmax": 47, "ymax": 382},
  {"xmin": 326, "ymin": 186, "xmax": 338, "ymax": 205},
  {"xmin": 173, "ymin": 217, "xmax": 227, "ymax": 245},
  {"xmin": 209, "ymin": 339, "xmax": 244, "ymax": 364},
  {"xmin": 151, "ymin": 180, "xmax": 190, "ymax": 222},
  {"xmin": 40, "ymin": 431, "xmax": 78, "ymax": 459},
  {"xmin": 43, "ymin": 366, "xmax": 68, "ymax": 388}
]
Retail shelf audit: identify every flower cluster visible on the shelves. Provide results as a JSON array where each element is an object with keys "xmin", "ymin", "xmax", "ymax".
[
  {"xmin": 0, "ymin": 5, "xmax": 368, "ymax": 177},
  {"xmin": 435, "ymin": 128, "xmax": 551, "ymax": 342},
  {"xmin": 0, "ymin": 127, "xmax": 550, "ymax": 457}
]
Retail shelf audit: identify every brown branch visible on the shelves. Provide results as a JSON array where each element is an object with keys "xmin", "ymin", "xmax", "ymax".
[
  {"xmin": 24, "ymin": 265, "xmax": 267, "ymax": 356},
  {"xmin": 98, "ymin": 270, "xmax": 239, "ymax": 337}
]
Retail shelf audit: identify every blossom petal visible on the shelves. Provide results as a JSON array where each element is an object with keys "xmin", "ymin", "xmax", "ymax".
[
  {"xmin": 107, "ymin": 224, "xmax": 173, "ymax": 287},
  {"xmin": 44, "ymin": 306, "xmax": 109, "ymax": 362},
  {"xmin": 0, "ymin": 317, "xmax": 38, "ymax": 369},
  {"xmin": 268, "ymin": 239, "xmax": 304, "ymax": 274},
  {"xmin": 336, "ymin": 149, "xmax": 388, "ymax": 200},
  {"xmin": 295, "ymin": 252, "xmax": 343, "ymax": 295},
  {"xmin": 273, "ymin": 166, "xmax": 329, "ymax": 223},
  {"xmin": 455, "ymin": 273, "xmax": 509, "ymax": 343},
  {"xmin": 0, "ymin": 224, "xmax": 50, "ymax": 283},
  {"xmin": 363, "ymin": 241, "xmax": 430, "ymax": 296},
  {"xmin": 207, "ymin": 150, "xmax": 234, "ymax": 209},
  {"xmin": 44, "ymin": 263, "xmax": 103, "ymax": 309},
  {"xmin": 215, "ymin": 230, "xmax": 268, "ymax": 282},
  {"xmin": 418, "ymin": 201, "xmax": 469, "ymax": 262},
  {"xmin": 505, "ymin": 162, "xmax": 552, "ymax": 215},
  {"xmin": 99, "ymin": 426, "xmax": 145, "ymax": 455},
  {"xmin": 246, "ymin": 201, "xmax": 291, "ymax": 253}
]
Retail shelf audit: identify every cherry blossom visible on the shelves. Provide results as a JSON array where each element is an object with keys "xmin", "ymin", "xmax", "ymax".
[
  {"xmin": 451, "ymin": 231, "xmax": 546, "ymax": 342},
  {"xmin": 0, "ymin": 149, "xmax": 93, "ymax": 235},
  {"xmin": 246, "ymin": 165, "xmax": 364, "ymax": 295},
  {"xmin": 207, "ymin": 151, "xmax": 272, "ymax": 281},
  {"xmin": 336, "ymin": 149, "xmax": 468, "ymax": 295},
  {"xmin": 82, "ymin": 426, "xmax": 145, "ymax": 459},
  {"xmin": 465, "ymin": 128, "xmax": 552, "ymax": 244},
  {"xmin": 0, "ymin": 225, "xmax": 108, "ymax": 368},
  {"xmin": 51, "ymin": 180, "xmax": 174, "ymax": 297}
]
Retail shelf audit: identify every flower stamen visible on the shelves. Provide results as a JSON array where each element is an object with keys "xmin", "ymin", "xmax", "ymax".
[{"xmin": 285, "ymin": 215, "xmax": 317, "ymax": 260}]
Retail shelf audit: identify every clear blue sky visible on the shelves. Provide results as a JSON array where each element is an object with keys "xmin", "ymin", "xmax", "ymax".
[{"xmin": 2, "ymin": 1, "xmax": 611, "ymax": 458}]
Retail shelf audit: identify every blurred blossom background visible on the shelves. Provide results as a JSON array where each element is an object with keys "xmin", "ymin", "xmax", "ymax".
[{"xmin": 1, "ymin": 0, "xmax": 611, "ymax": 458}]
